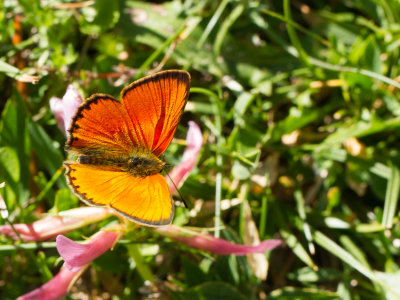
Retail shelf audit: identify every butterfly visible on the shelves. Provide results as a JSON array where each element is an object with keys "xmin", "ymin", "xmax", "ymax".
[{"xmin": 64, "ymin": 70, "xmax": 190, "ymax": 226}]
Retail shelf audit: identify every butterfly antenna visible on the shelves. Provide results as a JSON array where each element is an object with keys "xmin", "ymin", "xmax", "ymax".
[{"xmin": 166, "ymin": 172, "xmax": 188, "ymax": 209}]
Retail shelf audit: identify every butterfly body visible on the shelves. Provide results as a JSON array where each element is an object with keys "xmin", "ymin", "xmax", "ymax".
[
  {"xmin": 64, "ymin": 70, "xmax": 190, "ymax": 226},
  {"xmin": 126, "ymin": 148, "xmax": 166, "ymax": 177},
  {"xmin": 77, "ymin": 148, "xmax": 165, "ymax": 177}
]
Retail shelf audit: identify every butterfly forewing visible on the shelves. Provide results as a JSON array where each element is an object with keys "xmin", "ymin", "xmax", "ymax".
[{"xmin": 121, "ymin": 70, "xmax": 190, "ymax": 156}]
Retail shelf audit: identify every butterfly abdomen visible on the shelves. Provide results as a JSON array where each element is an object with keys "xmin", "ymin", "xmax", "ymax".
[{"xmin": 78, "ymin": 155, "xmax": 117, "ymax": 166}]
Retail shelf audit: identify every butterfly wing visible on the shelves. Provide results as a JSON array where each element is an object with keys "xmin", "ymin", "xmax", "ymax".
[
  {"xmin": 121, "ymin": 70, "xmax": 190, "ymax": 156},
  {"xmin": 65, "ymin": 163, "xmax": 173, "ymax": 226},
  {"xmin": 67, "ymin": 70, "xmax": 190, "ymax": 157},
  {"xmin": 65, "ymin": 70, "xmax": 189, "ymax": 226},
  {"xmin": 66, "ymin": 94, "xmax": 138, "ymax": 156}
]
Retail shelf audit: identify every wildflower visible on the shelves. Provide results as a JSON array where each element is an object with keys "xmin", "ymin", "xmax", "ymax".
[
  {"xmin": 0, "ymin": 207, "xmax": 112, "ymax": 242},
  {"xmin": 56, "ymin": 224, "xmax": 124, "ymax": 272},
  {"xmin": 18, "ymin": 225, "xmax": 124, "ymax": 300},
  {"xmin": 16, "ymin": 86, "xmax": 205, "ymax": 299},
  {"xmin": 167, "ymin": 121, "xmax": 202, "ymax": 193},
  {"xmin": 156, "ymin": 225, "xmax": 282, "ymax": 255},
  {"xmin": 49, "ymin": 85, "xmax": 83, "ymax": 136},
  {"xmin": 17, "ymin": 266, "xmax": 87, "ymax": 300}
]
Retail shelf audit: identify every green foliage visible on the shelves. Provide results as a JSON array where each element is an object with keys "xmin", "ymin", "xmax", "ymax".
[{"xmin": 2, "ymin": 0, "xmax": 400, "ymax": 299}]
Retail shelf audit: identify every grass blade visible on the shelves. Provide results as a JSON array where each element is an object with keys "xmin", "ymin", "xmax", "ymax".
[
  {"xmin": 283, "ymin": 0, "xmax": 310, "ymax": 66},
  {"xmin": 382, "ymin": 165, "xmax": 400, "ymax": 228},
  {"xmin": 213, "ymin": 3, "xmax": 244, "ymax": 56}
]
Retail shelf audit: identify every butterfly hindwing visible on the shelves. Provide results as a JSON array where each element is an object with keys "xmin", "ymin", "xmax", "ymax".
[{"xmin": 65, "ymin": 163, "xmax": 174, "ymax": 226}]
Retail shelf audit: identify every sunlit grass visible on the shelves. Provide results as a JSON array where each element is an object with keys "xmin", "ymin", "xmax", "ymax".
[{"xmin": 1, "ymin": 0, "xmax": 400, "ymax": 299}]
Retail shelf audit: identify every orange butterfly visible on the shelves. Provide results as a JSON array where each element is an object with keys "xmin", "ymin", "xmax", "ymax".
[{"xmin": 64, "ymin": 70, "xmax": 190, "ymax": 226}]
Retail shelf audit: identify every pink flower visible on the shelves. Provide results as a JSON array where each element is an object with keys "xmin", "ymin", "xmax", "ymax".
[
  {"xmin": 15, "ymin": 114, "xmax": 203, "ymax": 299},
  {"xmin": 56, "ymin": 225, "xmax": 124, "ymax": 272},
  {"xmin": 167, "ymin": 121, "xmax": 202, "ymax": 193},
  {"xmin": 18, "ymin": 225, "xmax": 124, "ymax": 300},
  {"xmin": 0, "ymin": 207, "xmax": 112, "ymax": 242},
  {"xmin": 156, "ymin": 225, "xmax": 282, "ymax": 255},
  {"xmin": 17, "ymin": 266, "xmax": 86, "ymax": 300},
  {"xmin": 49, "ymin": 85, "xmax": 83, "ymax": 136}
]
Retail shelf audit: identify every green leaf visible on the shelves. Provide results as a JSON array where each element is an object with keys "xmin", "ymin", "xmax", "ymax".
[
  {"xmin": 0, "ymin": 94, "xmax": 30, "ymax": 205},
  {"xmin": 319, "ymin": 121, "xmax": 370, "ymax": 147},
  {"xmin": 126, "ymin": 244, "xmax": 154, "ymax": 283},
  {"xmin": 79, "ymin": 0, "xmax": 120, "ymax": 35},
  {"xmin": 375, "ymin": 271, "xmax": 400, "ymax": 300},
  {"xmin": 273, "ymin": 202, "xmax": 317, "ymax": 269},
  {"xmin": 349, "ymin": 35, "xmax": 381, "ymax": 73},
  {"xmin": 270, "ymin": 103, "xmax": 336, "ymax": 143},
  {"xmin": 213, "ymin": 3, "xmax": 245, "ymax": 56},
  {"xmin": 232, "ymin": 160, "xmax": 251, "ymax": 180},
  {"xmin": 182, "ymin": 256, "xmax": 207, "ymax": 287},
  {"xmin": 0, "ymin": 146, "xmax": 20, "ymax": 206},
  {"xmin": 283, "ymin": 0, "xmax": 310, "ymax": 66},
  {"xmin": 0, "ymin": 147, "xmax": 19, "ymax": 183},
  {"xmin": 28, "ymin": 121, "xmax": 66, "ymax": 188},
  {"xmin": 0, "ymin": 60, "xmax": 38, "ymax": 83},
  {"xmin": 381, "ymin": 165, "xmax": 400, "ymax": 228},
  {"xmin": 214, "ymin": 255, "xmax": 240, "ymax": 286},
  {"xmin": 313, "ymin": 231, "xmax": 379, "ymax": 283},
  {"xmin": 233, "ymin": 92, "xmax": 256, "ymax": 127},
  {"xmin": 288, "ymin": 267, "xmax": 342, "ymax": 283},
  {"xmin": 37, "ymin": 251, "xmax": 53, "ymax": 282},
  {"xmin": 92, "ymin": 246, "xmax": 129, "ymax": 274},
  {"xmin": 173, "ymin": 282, "xmax": 248, "ymax": 300},
  {"xmin": 53, "ymin": 188, "xmax": 78, "ymax": 212},
  {"xmin": 339, "ymin": 235, "xmax": 371, "ymax": 270},
  {"xmin": 268, "ymin": 287, "xmax": 338, "ymax": 299}
]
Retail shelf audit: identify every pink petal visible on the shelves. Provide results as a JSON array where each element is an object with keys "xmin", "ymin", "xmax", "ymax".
[
  {"xmin": 56, "ymin": 229, "xmax": 121, "ymax": 272},
  {"xmin": 157, "ymin": 225, "xmax": 282, "ymax": 255},
  {"xmin": 17, "ymin": 266, "xmax": 83, "ymax": 300},
  {"xmin": 49, "ymin": 97, "xmax": 65, "ymax": 133},
  {"xmin": 0, "ymin": 207, "xmax": 112, "ymax": 242},
  {"xmin": 175, "ymin": 235, "xmax": 282, "ymax": 255},
  {"xmin": 62, "ymin": 85, "xmax": 83, "ymax": 136},
  {"xmin": 0, "ymin": 188, "xmax": 8, "ymax": 219},
  {"xmin": 49, "ymin": 85, "xmax": 83, "ymax": 137},
  {"xmin": 167, "ymin": 121, "xmax": 202, "ymax": 193}
]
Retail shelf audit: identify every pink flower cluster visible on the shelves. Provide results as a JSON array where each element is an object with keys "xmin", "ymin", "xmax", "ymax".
[{"xmin": 1, "ymin": 85, "xmax": 281, "ymax": 299}]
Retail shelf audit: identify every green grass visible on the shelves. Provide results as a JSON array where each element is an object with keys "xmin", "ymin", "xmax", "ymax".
[{"xmin": 2, "ymin": 0, "xmax": 400, "ymax": 299}]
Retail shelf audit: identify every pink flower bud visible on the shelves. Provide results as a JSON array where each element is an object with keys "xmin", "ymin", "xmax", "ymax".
[
  {"xmin": 167, "ymin": 121, "xmax": 202, "ymax": 193},
  {"xmin": 0, "ymin": 207, "xmax": 112, "ymax": 242},
  {"xmin": 156, "ymin": 225, "xmax": 281, "ymax": 255},
  {"xmin": 56, "ymin": 224, "xmax": 124, "ymax": 272},
  {"xmin": 17, "ymin": 266, "xmax": 86, "ymax": 300},
  {"xmin": 49, "ymin": 85, "xmax": 83, "ymax": 136}
]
